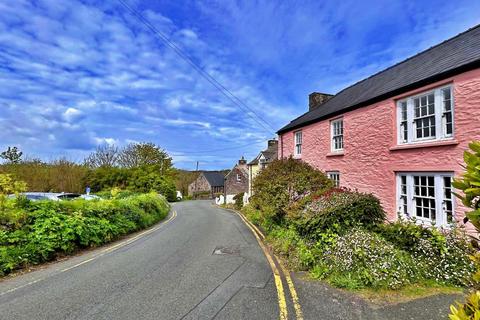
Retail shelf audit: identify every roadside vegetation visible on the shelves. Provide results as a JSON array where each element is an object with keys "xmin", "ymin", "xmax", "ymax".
[
  {"xmin": 0, "ymin": 142, "xmax": 180, "ymax": 202},
  {"xmin": 449, "ymin": 141, "xmax": 480, "ymax": 319},
  {"xmin": 0, "ymin": 177, "xmax": 170, "ymax": 276},
  {"xmin": 242, "ymin": 156, "xmax": 475, "ymax": 294}
]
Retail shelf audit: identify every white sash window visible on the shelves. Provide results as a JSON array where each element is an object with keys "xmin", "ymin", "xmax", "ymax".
[
  {"xmin": 397, "ymin": 85, "xmax": 454, "ymax": 145},
  {"xmin": 396, "ymin": 172, "xmax": 454, "ymax": 227},
  {"xmin": 294, "ymin": 131, "xmax": 302, "ymax": 156}
]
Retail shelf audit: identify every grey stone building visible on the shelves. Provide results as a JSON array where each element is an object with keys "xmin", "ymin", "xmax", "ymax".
[
  {"xmin": 224, "ymin": 157, "xmax": 248, "ymax": 197},
  {"xmin": 188, "ymin": 171, "xmax": 225, "ymax": 199}
]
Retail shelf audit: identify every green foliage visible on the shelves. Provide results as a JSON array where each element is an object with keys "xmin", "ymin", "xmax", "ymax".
[
  {"xmin": 118, "ymin": 142, "xmax": 172, "ymax": 174},
  {"xmin": 295, "ymin": 189, "xmax": 385, "ymax": 239},
  {"xmin": 374, "ymin": 219, "xmax": 447, "ymax": 253},
  {"xmin": 0, "ymin": 146, "xmax": 23, "ymax": 164},
  {"xmin": 320, "ymin": 228, "xmax": 418, "ymax": 289},
  {"xmin": 250, "ymin": 157, "xmax": 333, "ymax": 222},
  {"xmin": 0, "ymin": 174, "xmax": 27, "ymax": 213},
  {"xmin": 0, "ymin": 193, "xmax": 169, "ymax": 276},
  {"xmin": 233, "ymin": 192, "xmax": 244, "ymax": 210},
  {"xmin": 450, "ymin": 291, "xmax": 480, "ymax": 320},
  {"xmin": 128, "ymin": 165, "xmax": 176, "ymax": 201},
  {"xmin": 450, "ymin": 141, "xmax": 480, "ymax": 319},
  {"xmin": 85, "ymin": 165, "xmax": 177, "ymax": 202},
  {"xmin": 0, "ymin": 159, "xmax": 88, "ymax": 193}
]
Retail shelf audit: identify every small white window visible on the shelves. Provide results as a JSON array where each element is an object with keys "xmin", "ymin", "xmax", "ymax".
[
  {"xmin": 396, "ymin": 172, "xmax": 454, "ymax": 227},
  {"xmin": 236, "ymin": 173, "xmax": 241, "ymax": 182},
  {"xmin": 294, "ymin": 131, "xmax": 302, "ymax": 156},
  {"xmin": 331, "ymin": 118, "xmax": 344, "ymax": 152},
  {"xmin": 397, "ymin": 85, "xmax": 454, "ymax": 145},
  {"xmin": 327, "ymin": 171, "xmax": 340, "ymax": 187}
]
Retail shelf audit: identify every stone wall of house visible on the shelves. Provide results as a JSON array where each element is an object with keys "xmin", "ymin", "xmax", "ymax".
[
  {"xmin": 225, "ymin": 166, "xmax": 248, "ymax": 196},
  {"xmin": 188, "ymin": 174, "xmax": 211, "ymax": 196},
  {"xmin": 279, "ymin": 68, "xmax": 480, "ymax": 223}
]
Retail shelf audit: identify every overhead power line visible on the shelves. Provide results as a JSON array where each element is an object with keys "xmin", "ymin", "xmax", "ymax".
[
  {"xmin": 116, "ymin": 0, "xmax": 277, "ymax": 135},
  {"xmin": 168, "ymin": 139, "xmax": 265, "ymax": 155}
]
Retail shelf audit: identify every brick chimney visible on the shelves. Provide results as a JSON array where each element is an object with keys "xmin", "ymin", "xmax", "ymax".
[
  {"xmin": 238, "ymin": 156, "xmax": 247, "ymax": 166},
  {"xmin": 309, "ymin": 92, "xmax": 333, "ymax": 111},
  {"xmin": 267, "ymin": 139, "xmax": 278, "ymax": 148}
]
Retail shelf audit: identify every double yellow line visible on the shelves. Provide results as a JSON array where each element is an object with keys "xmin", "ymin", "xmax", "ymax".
[{"xmin": 234, "ymin": 210, "xmax": 304, "ymax": 320}]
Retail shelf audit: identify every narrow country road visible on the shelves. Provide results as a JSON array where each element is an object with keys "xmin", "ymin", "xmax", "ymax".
[{"xmin": 0, "ymin": 201, "xmax": 282, "ymax": 320}]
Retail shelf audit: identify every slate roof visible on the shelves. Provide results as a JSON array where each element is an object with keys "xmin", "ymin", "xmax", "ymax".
[
  {"xmin": 202, "ymin": 171, "xmax": 225, "ymax": 187},
  {"xmin": 278, "ymin": 24, "xmax": 480, "ymax": 134},
  {"xmin": 248, "ymin": 142, "xmax": 278, "ymax": 165}
]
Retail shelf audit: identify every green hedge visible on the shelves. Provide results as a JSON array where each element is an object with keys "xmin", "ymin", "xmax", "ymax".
[
  {"xmin": 0, "ymin": 193, "xmax": 170, "ymax": 276},
  {"xmin": 294, "ymin": 188, "xmax": 385, "ymax": 239}
]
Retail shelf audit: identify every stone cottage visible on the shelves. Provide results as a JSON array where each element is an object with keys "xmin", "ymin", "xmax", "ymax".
[
  {"xmin": 188, "ymin": 171, "xmax": 225, "ymax": 199},
  {"xmin": 224, "ymin": 157, "xmax": 249, "ymax": 199}
]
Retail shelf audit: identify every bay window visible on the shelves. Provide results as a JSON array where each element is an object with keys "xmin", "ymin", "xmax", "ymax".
[
  {"xmin": 397, "ymin": 85, "xmax": 454, "ymax": 144},
  {"xmin": 396, "ymin": 172, "xmax": 454, "ymax": 227}
]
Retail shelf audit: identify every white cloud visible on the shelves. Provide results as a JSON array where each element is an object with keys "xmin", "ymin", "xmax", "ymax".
[{"xmin": 63, "ymin": 107, "xmax": 83, "ymax": 122}]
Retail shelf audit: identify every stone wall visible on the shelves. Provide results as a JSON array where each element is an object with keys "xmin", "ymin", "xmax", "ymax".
[{"xmin": 225, "ymin": 166, "xmax": 248, "ymax": 196}]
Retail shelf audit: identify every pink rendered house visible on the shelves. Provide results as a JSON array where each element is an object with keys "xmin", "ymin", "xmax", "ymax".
[{"xmin": 277, "ymin": 25, "xmax": 480, "ymax": 227}]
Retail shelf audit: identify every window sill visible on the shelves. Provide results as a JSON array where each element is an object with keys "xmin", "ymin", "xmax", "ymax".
[
  {"xmin": 293, "ymin": 155, "xmax": 302, "ymax": 159},
  {"xmin": 390, "ymin": 139, "xmax": 458, "ymax": 151},
  {"xmin": 326, "ymin": 151, "xmax": 344, "ymax": 157}
]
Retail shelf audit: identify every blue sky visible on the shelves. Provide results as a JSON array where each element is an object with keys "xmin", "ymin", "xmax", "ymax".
[{"xmin": 1, "ymin": 0, "xmax": 479, "ymax": 170}]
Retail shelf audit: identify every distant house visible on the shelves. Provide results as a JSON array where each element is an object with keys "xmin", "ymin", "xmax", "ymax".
[
  {"xmin": 225, "ymin": 157, "xmax": 248, "ymax": 199},
  {"xmin": 188, "ymin": 171, "xmax": 225, "ymax": 199},
  {"xmin": 247, "ymin": 140, "xmax": 278, "ymax": 196}
]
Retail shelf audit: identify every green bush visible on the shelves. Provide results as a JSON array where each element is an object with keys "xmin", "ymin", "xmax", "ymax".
[
  {"xmin": 295, "ymin": 189, "xmax": 385, "ymax": 239},
  {"xmin": 0, "ymin": 193, "xmax": 169, "ymax": 276},
  {"xmin": 233, "ymin": 192, "xmax": 244, "ymax": 210},
  {"xmin": 374, "ymin": 219, "xmax": 447, "ymax": 253},
  {"xmin": 250, "ymin": 157, "xmax": 333, "ymax": 222},
  {"xmin": 450, "ymin": 141, "xmax": 480, "ymax": 319}
]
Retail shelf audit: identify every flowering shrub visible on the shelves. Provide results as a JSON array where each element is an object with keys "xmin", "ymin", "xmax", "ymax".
[
  {"xmin": 295, "ymin": 189, "xmax": 385, "ymax": 239},
  {"xmin": 317, "ymin": 228, "xmax": 417, "ymax": 289},
  {"xmin": 412, "ymin": 231, "xmax": 474, "ymax": 286}
]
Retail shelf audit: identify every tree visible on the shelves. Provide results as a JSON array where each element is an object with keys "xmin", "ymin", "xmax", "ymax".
[
  {"xmin": 250, "ymin": 156, "xmax": 333, "ymax": 221},
  {"xmin": 84, "ymin": 144, "xmax": 119, "ymax": 168},
  {"xmin": 118, "ymin": 142, "xmax": 172, "ymax": 174},
  {"xmin": 1, "ymin": 146, "xmax": 23, "ymax": 164},
  {"xmin": 0, "ymin": 174, "xmax": 27, "ymax": 212}
]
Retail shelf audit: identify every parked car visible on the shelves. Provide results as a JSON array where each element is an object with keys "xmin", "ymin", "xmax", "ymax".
[
  {"xmin": 79, "ymin": 194, "xmax": 102, "ymax": 201},
  {"xmin": 9, "ymin": 192, "xmax": 82, "ymax": 201}
]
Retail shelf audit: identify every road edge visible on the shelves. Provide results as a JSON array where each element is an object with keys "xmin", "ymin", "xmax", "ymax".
[{"xmin": 219, "ymin": 206, "xmax": 304, "ymax": 320}]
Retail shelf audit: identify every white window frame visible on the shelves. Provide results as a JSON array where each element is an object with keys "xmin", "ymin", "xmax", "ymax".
[
  {"xmin": 327, "ymin": 171, "xmax": 340, "ymax": 187},
  {"xmin": 396, "ymin": 85, "xmax": 454, "ymax": 145},
  {"xmin": 236, "ymin": 173, "xmax": 241, "ymax": 182},
  {"xmin": 396, "ymin": 172, "xmax": 454, "ymax": 227},
  {"xmin": 294, "ymin": 130, "xmax": 302, "ymax": 156},
  {"xmin": 330, "ymin": 118, "xmax": 344, "ymax": 152}
]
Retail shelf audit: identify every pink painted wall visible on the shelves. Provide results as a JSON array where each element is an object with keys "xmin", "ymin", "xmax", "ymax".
[{"xmin": 279, "ymin": 68, "xmax": 480, "ymax": 221}]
